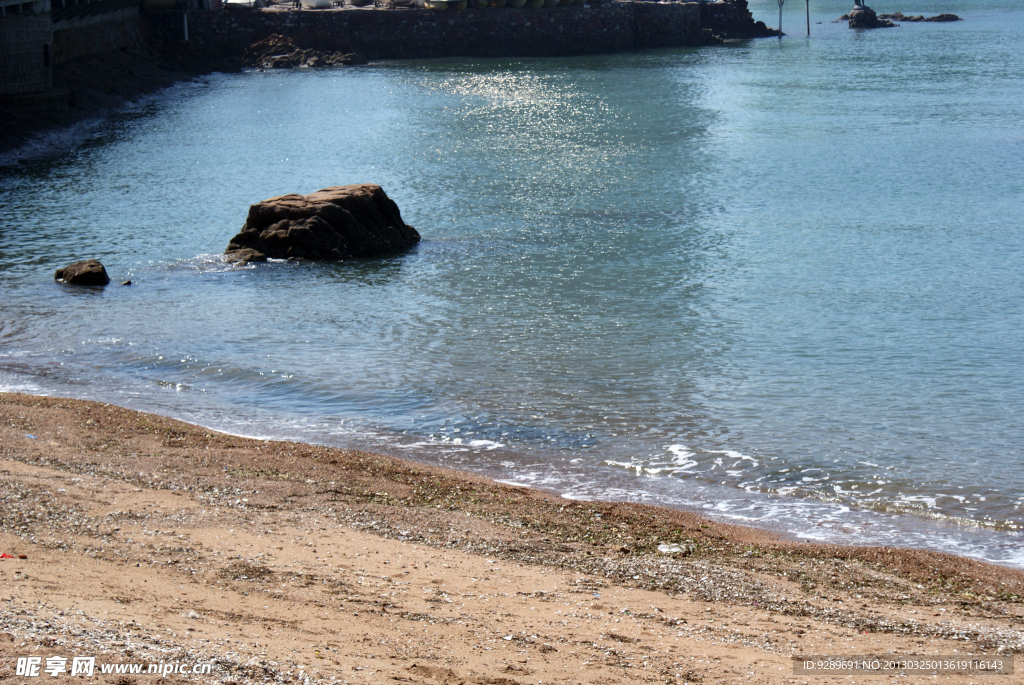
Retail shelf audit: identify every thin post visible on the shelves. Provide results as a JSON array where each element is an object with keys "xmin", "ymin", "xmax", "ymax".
[
  {"xmin": 777, "ymin": 0, "xmax": 785, "ymax": 37},
  {"xmin": 806, "ymin": 0, "xmax": 810, "ymax": 35}
]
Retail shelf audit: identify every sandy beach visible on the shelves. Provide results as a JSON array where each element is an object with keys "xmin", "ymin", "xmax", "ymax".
[{"xmin": 1, "ymin": 392, "xmax": 1021, "ymax": 684}]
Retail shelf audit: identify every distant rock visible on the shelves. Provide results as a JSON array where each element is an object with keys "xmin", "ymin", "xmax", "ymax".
[
  {"xmin": 878, "ymin": 11, "xmax": 962, "ymax": 21},
  {"xmin": 246, "ymin": 34, "xmax": 367, "ymax": 70},
  {"xmin": 878, "ymin": 11, "xmax": 916, "ymax": 20},
  {"xmin": 849, "ymin": 6, "xmax": 895, "ymax": 28},
  {"xmin": 54, "ymin": 259, "xmax": 110, "ymax": 286},
  {"xmin": 224, "ymin": 184, "xmax": 420, "ymax": 263}
]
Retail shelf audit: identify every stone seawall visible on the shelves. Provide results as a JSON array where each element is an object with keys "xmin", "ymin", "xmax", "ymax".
[
  {"xmin": 52, "ymin": 15, "xmax": 146, "ymax": 65},
  {"xmin": 0, "ymin": 13, "xmax": 53, "ymax": 97},
  {"xmin": 3, "ymin": 0, "xmax": 773, "ymax": 154},
  {"xmin": 146, "ymin": 2, "xmax": 726, "ymax": 61}
]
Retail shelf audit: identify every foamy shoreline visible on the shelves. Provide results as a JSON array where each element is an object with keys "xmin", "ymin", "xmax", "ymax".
[
  {"xmin": 4, "ymin": 369, "xmax": 1021, "ymax": 570},
  {"xmin": 1, "ymin": 391, "xmax": 1021, "ymax": 684}
]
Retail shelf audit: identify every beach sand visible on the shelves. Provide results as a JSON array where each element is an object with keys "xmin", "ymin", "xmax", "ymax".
[{"xmin": 1, "ymin": 392, "xmax": 1021, "ymax": 684}]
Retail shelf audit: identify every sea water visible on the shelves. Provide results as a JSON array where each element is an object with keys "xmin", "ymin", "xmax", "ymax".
[{"xmin": 2, "ymin": 0, "xmax": 1022, "ymax": 565}]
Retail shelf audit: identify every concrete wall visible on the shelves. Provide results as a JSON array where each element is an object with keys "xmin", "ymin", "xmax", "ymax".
[
  {"xmin": 0, "ymin": 12, "xmax": 53, "ymax": 96},
  {"xmin": 147, "ymin": 2, "xmax": 714, "ymax": 60}
]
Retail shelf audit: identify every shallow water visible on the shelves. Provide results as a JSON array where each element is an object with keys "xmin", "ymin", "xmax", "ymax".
[{"xmin": 2, "ymin": 0, "xmax": 1023, "ymax": 564}]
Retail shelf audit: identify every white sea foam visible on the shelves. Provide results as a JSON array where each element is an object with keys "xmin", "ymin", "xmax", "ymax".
[
  {"xmin": 467, "ymin": 439, "xmax": 505, "ymax": 450},
  {"xmin": 0, "ymin": 376, "xmax": 47, "ymax": 395},
  {"xmin": 708, "ymin": 449, "xmax": 758, "ymax": 466},
  {"xmin": 896, "ymin": 494, "xmax": 939, "ymax": 508},
  {"xmin": 667, "ymin": 444, "xmax": 698, "ymax": 470},
  {"xmin": 603, "ymin": 460, "xmax": 644, "ymax": 473}
]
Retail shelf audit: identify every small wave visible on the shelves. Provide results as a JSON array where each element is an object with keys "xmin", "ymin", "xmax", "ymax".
[
  {"xmin": 166, "ymin": 254, "xmax": 257, "ymax": 274},
  {"xmin": 494, "ymin": 478, "xmax": 535, "ymax": 488},
  {"xmin": 708, "ymin": 449, "xmax": 758, "ymax": 466},
  {"xmin": 467, "ymin": 439, "xmax": 505, "ymax": 450},
  {"xmin": 0, "ymin": 117, "xmax": 107, "ymax": 167},
  {"xmin": 897, "ymin": 494, "xmax": 939, "ymax": 508},
  {"xmin": 667, "ymin": 444, "xmax": 698, "ymax": 470}
]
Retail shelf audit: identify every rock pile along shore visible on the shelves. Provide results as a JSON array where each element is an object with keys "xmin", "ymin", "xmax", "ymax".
[{"xmin": 246, "ymin": 34, "xmax": 368, "ymax": 69}]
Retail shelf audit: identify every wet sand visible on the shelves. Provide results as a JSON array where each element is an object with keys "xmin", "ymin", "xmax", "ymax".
[{"xmin": 1, "ymin": 392, "xmax": 1021, "ymax": 684}]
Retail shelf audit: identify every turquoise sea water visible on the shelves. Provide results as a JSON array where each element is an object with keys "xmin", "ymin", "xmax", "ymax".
[{"xmin": 2, "ymin": 0, "xmax": 1022, "ymax": 564}]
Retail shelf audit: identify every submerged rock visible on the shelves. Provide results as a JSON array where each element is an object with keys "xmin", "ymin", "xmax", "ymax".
[
  {"xmin": 224, "ymin": 248, "xmax": 268, "ymax": 265},
  {"xmin": 224, "ymin": 184, "xmax": 420, "ymax": 262},
  {"xmin": 54, "ymin": 259, "xmax": 110, "ymax": 286}
]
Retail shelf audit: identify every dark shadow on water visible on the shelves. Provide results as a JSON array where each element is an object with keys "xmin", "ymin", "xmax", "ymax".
[
  {"xmin": 53, "ymin": 282, "xmax": 113, "ymax": 297},
  {"xmin": 251, "ymin": 247, "xmax": 422, "ymax": 288}
]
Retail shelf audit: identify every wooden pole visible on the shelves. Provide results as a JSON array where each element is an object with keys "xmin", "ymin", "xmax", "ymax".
[{"xmin": 806, "ymin": 0, "xmax": 810, "ymax": 35}]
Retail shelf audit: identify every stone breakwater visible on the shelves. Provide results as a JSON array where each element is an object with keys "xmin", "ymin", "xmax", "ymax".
[{"xmin": 146, "ymin": 0, "xmax": 776, "ymax": 62}]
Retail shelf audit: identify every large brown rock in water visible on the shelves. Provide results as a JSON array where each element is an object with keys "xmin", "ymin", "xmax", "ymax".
[
  {"xmin": 54, "ymin": 259, "xmax": 110, "ymax": 286},
  {"xmin": 224, "ymin": 184, "xmax": 420, "ymax": 263}
]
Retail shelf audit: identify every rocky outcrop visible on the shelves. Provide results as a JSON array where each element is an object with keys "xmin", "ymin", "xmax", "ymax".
[
  {"xmin": 877, "ymin": 11, "xmax": 962, "ymax": 21},
  {"xmin": 224, "ymin": 184, "xmax": 420, "ymax": 263},
  {"xmin": 246, "ymin": 34, "xmax": 367, "ymax": 69},
  {"xmin": 54, "ymin": 259, "xmax": 110, "ymax": 286},
  {"xmin": 849, "ymin": 6, "xmax": 895, "ymax": 28}
]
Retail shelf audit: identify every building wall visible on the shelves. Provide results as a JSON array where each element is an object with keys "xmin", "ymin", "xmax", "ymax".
[
  {"xmin": 0, "ymin": 12, "xmax": 53, "ymax": 96},
  {"xmin": 51, "ymin": 13, "xmax": 144, "ymax": 64},
  {"xmin": 146, "ymin": 3, "xmax": 713, "ymax": 61}
]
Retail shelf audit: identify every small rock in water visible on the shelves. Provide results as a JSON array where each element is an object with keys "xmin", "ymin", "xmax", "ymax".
[
  {"xmin": 121, "ymin": 279, "xmax": 132, "ymax": 286},
  {"xmin": 54, "ymin": 259, "xmax": 110, "ymax": 286}
]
